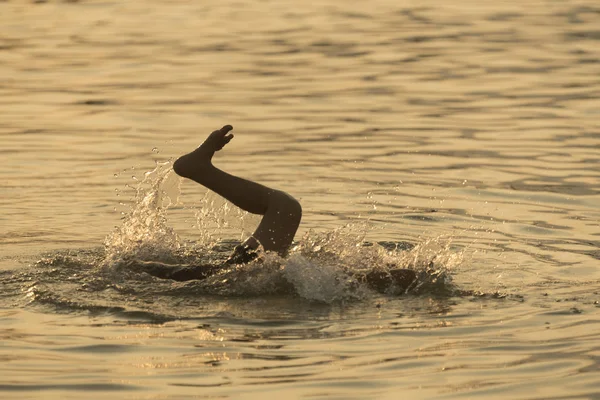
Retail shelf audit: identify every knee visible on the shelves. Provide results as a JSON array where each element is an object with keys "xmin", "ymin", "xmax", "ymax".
[
  {"xmin": 273, "ymin": 190, "xmax": 302, "ymax": 225},
  {"xmin": 288, "ymin": 196, "xmax": 302, "ymax": 225}
]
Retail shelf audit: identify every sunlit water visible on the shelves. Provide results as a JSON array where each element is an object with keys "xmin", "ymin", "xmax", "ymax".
[{"xmin": 1, "ymin": 0, "xmax": 599, "ymax": 399}]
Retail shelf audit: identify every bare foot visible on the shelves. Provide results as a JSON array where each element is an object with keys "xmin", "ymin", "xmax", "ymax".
[{"xmin": 173, "ymin": 125, "xmax": 234, "ymax": 179}]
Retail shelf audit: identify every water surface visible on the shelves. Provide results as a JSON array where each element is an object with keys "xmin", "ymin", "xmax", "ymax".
[{"xmin": 1, "ymin": 0, "xmax": 599, "ymax": 398}]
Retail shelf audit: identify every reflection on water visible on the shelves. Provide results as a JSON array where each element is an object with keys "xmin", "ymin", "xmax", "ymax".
[{"xmin": 1, "ymin": 0, "xmax": 599, "ymax": 399}]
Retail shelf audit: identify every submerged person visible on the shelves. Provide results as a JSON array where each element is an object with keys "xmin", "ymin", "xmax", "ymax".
[{"xmin": 134, "ymin": 125, "xmax": 417, "ymax": 294}]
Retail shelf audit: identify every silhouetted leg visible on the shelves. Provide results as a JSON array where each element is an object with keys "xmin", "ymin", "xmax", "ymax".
[{"xmin": 173, "ymin": 125, "xmax": 302, "ymax": 256}]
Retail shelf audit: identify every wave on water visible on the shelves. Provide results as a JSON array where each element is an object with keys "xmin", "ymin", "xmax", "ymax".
[{"xmin": 3, "ymin": 162, "xmax": 467, "ymax": 318}]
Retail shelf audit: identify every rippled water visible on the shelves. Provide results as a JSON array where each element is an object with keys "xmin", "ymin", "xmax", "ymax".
[{"xmin": 1, "ymin": 0, "xmax": 599, "ymax": 398}]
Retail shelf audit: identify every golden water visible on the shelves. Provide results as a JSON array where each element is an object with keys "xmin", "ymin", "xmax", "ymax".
[{"xmin": 1, "ymin": 1, "xmax": 599, "ymax": 398}]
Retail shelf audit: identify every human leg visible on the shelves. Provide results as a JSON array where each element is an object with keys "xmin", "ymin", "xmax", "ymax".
[{"xmin": 173, "ymin": 125, "xmax": 302, "ymax": 256}]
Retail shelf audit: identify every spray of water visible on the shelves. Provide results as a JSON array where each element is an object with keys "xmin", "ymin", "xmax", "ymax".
[
  {"xmin": 103, "ymin": 161, "xmax": 182, "ymax": 265},
  {"xmin": 99, "ymin": 161, "xmax": 462, "ymax": 303},
  {"xmin": 191, "ymin": 191, "xmax": 256, "ymax": 249},
  {"xmin": 281, "ymin": 225, "xmax": 461, "ymax": 302}
]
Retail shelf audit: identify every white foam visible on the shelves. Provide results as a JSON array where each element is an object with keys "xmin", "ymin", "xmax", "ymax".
[
  {"xmin": 103, "ymin": 162, "xmax": 181, "ymax": 265},
  {"xmin": 283, "ymin": 253, "xmax": 366, "ymax": 303}
]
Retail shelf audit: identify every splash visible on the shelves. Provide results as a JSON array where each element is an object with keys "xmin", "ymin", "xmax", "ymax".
[
  {"xmin": 103, "ymin": 161, "xmax": 182, "ymax": 265},
  {"xmin": 281, "ymin": 225, "xmax": 461, "ymax": 302},
  {"xmin": 98, "ymin": 158, "xmax": 462, "ymax": 303},
  {"xmin": 171, "ymin": 224, "xmax": 462, "ymax": 302},
  {"xmin": 14, "ymin": 160, "xmax": 465, "ymax": 314},
  {"xmin": 103, "ymin": 157, "xmax": 258, "ymax": 270},
  {"xmin": 191, "ymin": 191, "xmax": 256, "ymax": 249},
  {"xmin": 283, "ymin": 223, "xmax": 375, "ymax": 302}
]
